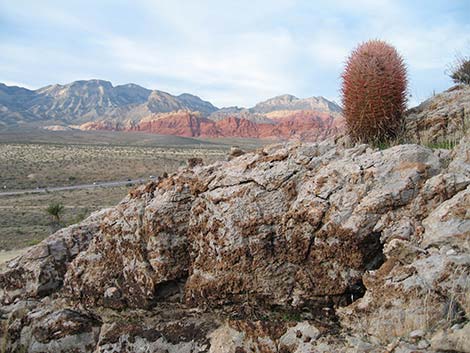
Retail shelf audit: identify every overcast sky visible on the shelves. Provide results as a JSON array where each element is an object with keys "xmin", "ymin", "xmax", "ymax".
[{"xmin": 1, "ymin": 0, "xmax": 469, "ymax": 107}]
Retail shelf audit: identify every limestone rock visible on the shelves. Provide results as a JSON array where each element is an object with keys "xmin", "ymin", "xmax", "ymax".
[
  {"xmin": 0, "ymin": 209, "xmax": 107, "ymax": 304},
  {"xmin": 430, "ymin": 322, "xmax": 470, "ymax": 353},
  {"xmin": 405, "ymin": 85, "xmax": 470, "ymax": 145},
  {"xmin": 185, "ymin": 143, "xmax": 443, "ymax": 308},
  {"xmin": 421, "ymin": 186, "xmax": 470, "ymax": 252},
  {"xmin": 1, "ymin": 134, "xmax": 470, "ymax": 351},
  {"xmin": 449, "ymin": 135, "xmax": 470, "ymax": 177},
  {"xmin": 2, "ymin": 303, "xmax": 101, "ymax": 353},
  {"xmin": 228, "ymin": 146, "xmax": 245, "ymax": 160},
  {"xmin": 63, "ymin": 172, "xmax": 205, "ymax": 309}
]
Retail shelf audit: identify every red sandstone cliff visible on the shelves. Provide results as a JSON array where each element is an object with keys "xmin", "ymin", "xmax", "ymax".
[{"xmin": 80, "ymin": 110, "xmax": 344, "ymax": 141}]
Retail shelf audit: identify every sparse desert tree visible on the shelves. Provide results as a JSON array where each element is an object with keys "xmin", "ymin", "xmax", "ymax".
[
  {"xmin": 341, "ymin": 39, "xmax": 408, "ymax": 143},
  {"xmin": 46, "ymin": 202, "xmax": 64, "ymax": 224}
]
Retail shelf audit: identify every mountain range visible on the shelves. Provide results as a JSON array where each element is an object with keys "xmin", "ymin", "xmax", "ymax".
[{"xmin": 0, "ymin": 79, "xmax": 343, "ymax": 140}]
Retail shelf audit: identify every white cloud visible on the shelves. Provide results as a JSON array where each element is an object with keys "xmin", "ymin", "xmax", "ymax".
[
  {"xmin": 100, "ymin": 31, "xmax": 299, "ymax": 106},
  {"xmin": 386, "ymin": 23, "xmax": 470, "ymax": 70},
  {"xmin": 308, "ymin": 35, "xmax": 350, "ymax": 69},
  {"xmin": 1, "ymin": 0, "xmax": 469, "ymax": 107}
]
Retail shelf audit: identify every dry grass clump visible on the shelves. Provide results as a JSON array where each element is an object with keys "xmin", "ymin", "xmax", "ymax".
[{"xmin": 448, "ymin": 54, "xmax": 470, "ymax": 85}]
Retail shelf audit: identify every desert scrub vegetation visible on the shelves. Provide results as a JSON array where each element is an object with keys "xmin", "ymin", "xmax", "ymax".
[
  {"xmin": 447, "ymin": 54, "xmax": 470, "ymax": 85},
  {"xmin": 341, "ymin": 39, "xmax": 408, "ymax": 144},
  {"xmin": 0, "ymin": 186, "xmax": 129, "ymax": 250},
  {"xmin": 0, "ymin": 143, "xmax": 226, "ymax": 190}
]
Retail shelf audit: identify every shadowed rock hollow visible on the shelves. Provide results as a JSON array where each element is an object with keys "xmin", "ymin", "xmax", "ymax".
[{"xmin": 1, "ymin": 132, "xmax": 469, "ymax": 352}]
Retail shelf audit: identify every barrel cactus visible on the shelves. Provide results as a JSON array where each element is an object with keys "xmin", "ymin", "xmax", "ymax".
[{"xmin": 341, "ymin": 40, "xmax": 408, "ymax": 143}]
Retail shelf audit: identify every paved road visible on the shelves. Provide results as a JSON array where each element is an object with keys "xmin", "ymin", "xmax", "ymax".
[{"xmin": 0, "ymin": 178, "xmax": 149, "ymax": 197}]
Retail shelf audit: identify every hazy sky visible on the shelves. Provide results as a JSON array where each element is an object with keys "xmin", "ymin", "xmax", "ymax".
[{"xmin": 1, "ymin": 0, "xmax": 469, "ymax": 107}]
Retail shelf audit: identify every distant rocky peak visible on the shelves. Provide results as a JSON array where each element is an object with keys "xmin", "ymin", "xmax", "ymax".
[
  {"xmin": 116, "ymin": 83, "xmax": 147, "ymax": 90},
  {"xmin": 269, "ymin": 93, "xmax": 298, "ymax": 102},
  {"xmin": 114, "ymin": 83, "xmax": 151, "ymax": 103},
  {"xmin": 177, "ymin": 93, "xmax": 218, "ymax": 112},
  {"xmin": 68, "ymin": 80, "xmax": 114, "ymax": 93},
  {"xmin": 251, "ymin": 94, "xmax": 341, "ymax": 114},
  {"xmin": 178, "ymin": 93, "xmax": 199, "ymax": 99},
  {"xmin": 64, "ymin": 79, "xmax": 114, "ymax": 92},
  {"xmin": 72, "ymin": 79, "xmax": 113, "ymax": 86},
  {"xmin": 0, "ymin": 83, "xmax": 34, "ymax": 96},
  {"xmin": 0, "ymin": 79, "xmax": 341, "ymax": 129},
  {"xmin": 36, "ymin": 79, "xmax": 114, "ymax": 97}
]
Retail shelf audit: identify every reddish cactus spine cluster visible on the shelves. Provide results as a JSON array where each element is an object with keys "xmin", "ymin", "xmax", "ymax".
[{"xmin": 341, "ymin": 40, "xmax": 408, "ymax": 143}]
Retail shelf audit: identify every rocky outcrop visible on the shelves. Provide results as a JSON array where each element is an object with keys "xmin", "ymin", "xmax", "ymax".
[
  {"xmin": 63, "ymin": 173, "xmax": 199, "ymax": 309},
  {"xmin": 2, "ymin": 301, "xmax": 102, "ymax": 353},
  {"xmin": 405, "ymin": 85, "xmax": 470, "ymax": 145},
  {"xmin": 0, "ymin": 209, "xmax": 108, "ymax": 304},
  {"xmin": 1, "ymin": 135, "xmax": 469, "ymax": 352}
]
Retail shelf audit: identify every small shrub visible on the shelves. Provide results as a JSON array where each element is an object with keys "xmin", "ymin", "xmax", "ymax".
[
  {"xmin": 341, "ymin": 39, "xmax": 408, "ymax": 143},
  {"xmin": 27, "ymin": 239, "xmax": 41, "ymax": 247},
  {"xmin": 447, "ymin": 54, "xmax": 470, "ymax": 85}
]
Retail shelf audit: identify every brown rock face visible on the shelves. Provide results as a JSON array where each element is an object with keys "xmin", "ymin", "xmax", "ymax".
[
  {"xmin": 184, "ymin": 145, "xmax": 389, "ymax": 308},
  {"xmin": 268, "ymin": 110, "xmax": 345, "ymax": 140},
  {"xmin": 214, "ymin": 116, "xmax": 267, "ymax": 138},
  {"xmin": 134, "ymin": 111, "xmax": 217, "ymax": 137},
  {"xmin": 1, "ymin": 135, "xmax": 470, "ymax": 352},
  {"xmin": 63, "ymin": 175, "xmax": 198, "ymax": 309}
]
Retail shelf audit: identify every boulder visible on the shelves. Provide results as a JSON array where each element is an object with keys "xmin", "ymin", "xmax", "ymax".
[
  {"xmin": 0, "ymin": 209, "xmax": 107, "ymax": 304},
  {"xmin": 2, "ymin": 302, "xmax": 101, "ymax": 353}
]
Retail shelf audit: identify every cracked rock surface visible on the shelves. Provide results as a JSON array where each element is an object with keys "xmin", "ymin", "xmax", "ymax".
[
  {"xmin": 405, "ymin": 85, "xmax": 470, "ymax": 145},
  {"xmin": 1, "ymin": 133, "xmax": 469, "ymax": 352}
]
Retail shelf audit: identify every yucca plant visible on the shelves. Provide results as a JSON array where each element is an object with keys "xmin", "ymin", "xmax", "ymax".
[
  {"xmin": 341, "ymin": 40, "xmax": 408, "ymax": 143},
  {"xmin": 46, "ymin": 202, "xmax": 64, "ymax": 223}
]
